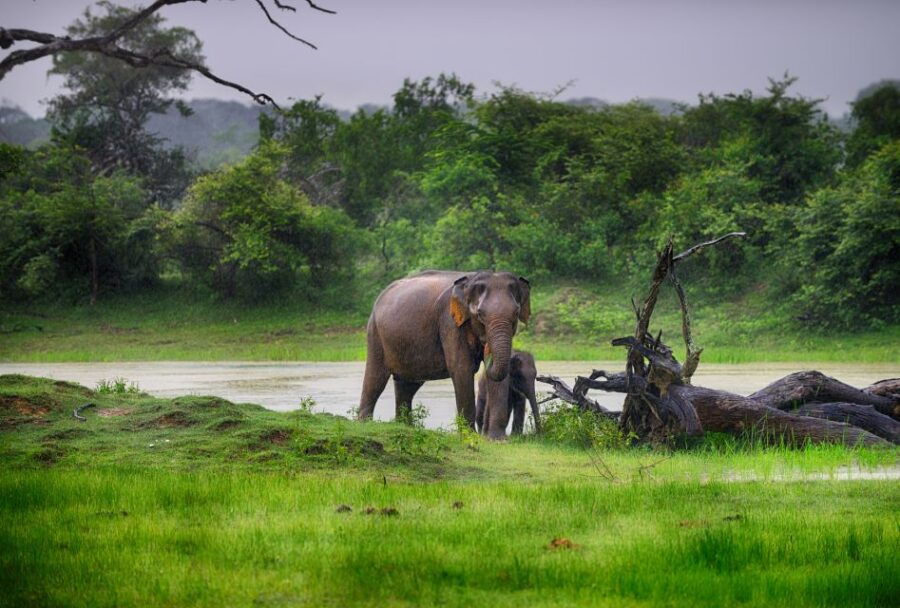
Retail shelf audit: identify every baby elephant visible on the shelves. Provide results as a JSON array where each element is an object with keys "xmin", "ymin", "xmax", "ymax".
[{"xmin": 475, "ymin": 351, "xmax": 541, "ymax": 437}]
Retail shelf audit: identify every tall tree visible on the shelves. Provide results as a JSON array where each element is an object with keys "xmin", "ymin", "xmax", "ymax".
[
  {"xmin": 47, "ymin": 1, "xmax": 202, "ymax": 205},
  {"xmin": 845, "ymin": 80, "xmax": 900, "ymax": 167}
]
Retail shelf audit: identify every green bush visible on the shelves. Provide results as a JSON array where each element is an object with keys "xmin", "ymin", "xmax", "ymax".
[
  {"xmin": 0, "ymin": 144, "xmax": 157, "ymax": 301},
  {"xmin": 541, "ymin": 401, "xmax": 630, "ymax": 450},
  {"xmin": 170, "ymin": 142, "xmax": 362, "ymax": 298},
  {"xmin": 788, "ymin": 141, "xmax": 900, "ymax": 328}
]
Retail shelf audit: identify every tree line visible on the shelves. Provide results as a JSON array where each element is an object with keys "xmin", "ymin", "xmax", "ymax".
[{"xmin": 0, "ymin": 2, "xmax": 897, "ymax": 330}]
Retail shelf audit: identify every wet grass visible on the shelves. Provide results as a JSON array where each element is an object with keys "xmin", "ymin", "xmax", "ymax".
[
  {"xmin": 1, "ymin": 375, "xmax": 898, "ymax": 607},
  {"xmin": 1, "ymin": 282, "xmax": 896, "ymax": 363},
  {"xmin": 3, "ymin": 470, "xmax": 897, "ymax": 607}
]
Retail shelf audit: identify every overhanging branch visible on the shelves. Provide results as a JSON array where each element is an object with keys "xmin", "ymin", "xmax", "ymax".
[{"xmin": 0, "ymin": 0, "xmax": 337, "ymax": 107}]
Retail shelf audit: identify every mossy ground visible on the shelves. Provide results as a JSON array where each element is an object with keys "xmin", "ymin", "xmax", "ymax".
[{"xmin": 1, "ymin": 374, "xmax": 898, "ymax": 607}]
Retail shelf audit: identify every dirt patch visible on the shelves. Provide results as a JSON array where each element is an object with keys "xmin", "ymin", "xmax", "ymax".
[
  {"xmin": 548, "ymin": 538, "xmax": 577, "ymax": 550},
  {"xmin": 146, "ymin": 411, "xmax": 195, "ymax": 428},
  {"xmin": 96, "ymin": 407, "xmax": 133, "ymax": 418},
  {"xmin": 34, "ymin": 446, "xmax": 64, "ymax": 465},
  {"xmin": 212, "ymin": 419, "xmax": 243, "ymax": 431},
  {"xmin": 260, "ymin": 429, "xmax": 291, "ymax": 444},
  {"xmin": 0, "ymin": 396, "xmax": 50, "ymax": 417},
  {"xmin": 304, "ymin": 438, "xmax": 385, "ymax": 456},
  {"xmin": 267, "ymin": 328, "xmax": 298, "ymax": 338},
  {"xmin": 44, "ymin": 428, "xmax": 91, "ymax": 442}
]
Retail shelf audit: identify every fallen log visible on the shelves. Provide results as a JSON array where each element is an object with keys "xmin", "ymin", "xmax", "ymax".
[
  {"xmin": 681, "ymin": 385, "xmax": 888, "ymax": 447},
  {"xmin": 538, "ymin": 374, "xmax": 891, "ymax": 446},
  {"xmin": 864, "ymin": 378, "xmax": 900, "ymax": 405},
  {"xmin": 750, "ymin": 371, "xmax": 898, "ymax": 419},
  {"xmin": 796, "ymin": 402, "xmax": 900, "ymax": 444}
]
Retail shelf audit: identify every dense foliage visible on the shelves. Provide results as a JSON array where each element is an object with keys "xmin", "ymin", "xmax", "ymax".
[
  {"xmin": 0, "ymin": 2, "xmax": 897, "ymax": 330},
  {"xmin": 168, "ymin": 142, "xmax": 360, "ymax": 298}
]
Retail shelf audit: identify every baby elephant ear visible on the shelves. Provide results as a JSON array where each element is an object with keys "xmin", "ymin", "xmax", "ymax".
[
  {"xmin": 517, "ymin": 276, "xmax": 531, "ymax": 323},
  {"xmin": 450, "ymin": 275, "xmax": 470, "ymax": 327}
]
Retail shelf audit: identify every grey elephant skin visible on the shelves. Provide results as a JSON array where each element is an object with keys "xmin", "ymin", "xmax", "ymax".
[
  {"xmin": 476, "ymin": 351, "xmax": 541, "ymax": 437},
  {"xmin": 357, "ymin": 270, "xmax": 531, "ymax": 429}
]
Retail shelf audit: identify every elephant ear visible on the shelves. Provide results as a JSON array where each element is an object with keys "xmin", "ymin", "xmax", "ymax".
[
  {"xmin": 517, "ymin": 276, "xmax": 531, "ymax": 323},
  {"xmin": 450, "ymin": 275, "xmax": 470, "ymax": 327}
]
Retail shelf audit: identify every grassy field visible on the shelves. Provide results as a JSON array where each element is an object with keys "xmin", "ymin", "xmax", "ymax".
[
  {"xmin": 2, "ymin": 374, "xmax": 898, "ymax": 607},
  {"xmin": 2, "ymin": 281, "xmax": 897, "ymax": 363}
]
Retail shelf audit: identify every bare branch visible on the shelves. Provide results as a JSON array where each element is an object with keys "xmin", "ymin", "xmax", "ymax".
[
  {"xmin": 669, "ymin": 266, "xmax": 702, "ymax": 383},
  {"xmin": 0, "ymin": 0, "xmax": 337, "ymax": 105},
  {"xmin": 303, "ymin": 1, "xmax": 338, "ymax": 14},
  {"xmin": 253, "ymin": 0, "xmax": 318, "ymax": 49},
  {"xmin": 673, "ymin": 231, "xmax": 746, "ymax": 263}
]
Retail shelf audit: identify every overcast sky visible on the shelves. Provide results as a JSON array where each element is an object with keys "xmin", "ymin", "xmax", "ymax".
[{"xmin": 2, "ymin": 0, "xmax": 899, "ymax": 117}]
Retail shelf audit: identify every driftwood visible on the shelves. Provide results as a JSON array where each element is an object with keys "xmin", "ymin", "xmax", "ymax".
[
  {"xmin": 750, "ymin": 371, "xmax": 897, "ymax": 418},
  {"xmin": 864, "ymin": 378, "xmax": 900, "ymax": 407},
  {"xmin": 542, "ymin": 373, "xmax": 892, "ymax": 446},
  {"xmin": 796, "ymin": 402, "xmax": 900, "ymax": 444},
  {"xmin": 535, "ymin": 373, "xmax": 619, "ymax": 420},
  {"xmin": 537, "ymin": 232, "xmax": 897, "ymax": 447}
]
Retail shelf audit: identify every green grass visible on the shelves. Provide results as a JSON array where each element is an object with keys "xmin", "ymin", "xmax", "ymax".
[
  {"xmin": 2, "ymin": 281, "xmax": 897, "ymax": 363},
  {"xmin": 1, "ymin": 375, "xmax": 898, "ymax": 607}
]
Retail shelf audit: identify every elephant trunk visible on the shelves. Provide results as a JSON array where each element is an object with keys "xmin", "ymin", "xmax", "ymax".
[
  {"xmin": 485, "ymin": 317, "xmax": 513, "ymax": 382},
  {"xmin": 528, "ymin": 387, "xmax": 541, "ymax": 434}
]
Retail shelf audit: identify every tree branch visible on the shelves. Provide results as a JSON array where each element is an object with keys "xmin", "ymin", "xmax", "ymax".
[
  {"xmin": 0, "ymin": 0, "xmax": 336, "ymax": 106},
  {"xmin": 253, "ymin": 0, "xmax": 318, "ymax": 49},
  {"xmin": 673, "ymin": 231, "xmax": 746, "ymax": 263}
]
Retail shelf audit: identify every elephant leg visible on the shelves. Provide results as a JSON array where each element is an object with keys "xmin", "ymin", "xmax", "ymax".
[
  {"xmin": 510, "ymin": 396, "xmax": 525, "ymax": 435},
  {"xmin": 358, "ymin": 333, "xmax": 390, "ymax": 421},
  {"xmin": 475, "ymin": 388, "xmax": 486, "ymax": 433},
  {"xmin": 451, "ymin": 370, "xmax": 477, "ymax": 429},
  {"xmin": 394, "ymin": 378, "xmax": 424, "ymax": 423}
]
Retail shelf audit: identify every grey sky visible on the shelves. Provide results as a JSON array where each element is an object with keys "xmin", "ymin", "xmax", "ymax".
[{"xmin": 2, "ymin": 0, "xmax": 898, "ymax": 117}]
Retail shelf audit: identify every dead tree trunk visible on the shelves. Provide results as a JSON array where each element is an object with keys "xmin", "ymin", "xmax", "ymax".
[
  {"xmin": 536, "ymin": 232, "xmax": 897, "ymax": 447},
  {"xmin": 750, "ymin": 371, "xmax": 897, "ymax": 418},
  {"xmin": 795, "ymin": 403, "xmax": 900, "ymax": 443}
]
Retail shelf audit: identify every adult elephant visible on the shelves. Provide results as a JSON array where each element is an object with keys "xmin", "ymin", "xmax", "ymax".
[{"xmin": 357, "ymin": 270, "xmax": 531, "ymax": 432}]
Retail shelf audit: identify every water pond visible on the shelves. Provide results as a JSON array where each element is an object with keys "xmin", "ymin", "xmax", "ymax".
[{"xmin": 1, "ymin": 361, "xmax": 896, "ymax": 429}]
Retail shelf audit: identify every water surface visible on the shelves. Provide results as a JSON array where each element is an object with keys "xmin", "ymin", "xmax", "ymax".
[{"xmin": 2, "ymin": 361, "xmax": 896, "ymax": 429}]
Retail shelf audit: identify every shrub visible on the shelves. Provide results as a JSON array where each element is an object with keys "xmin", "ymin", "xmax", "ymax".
[
  {"xmin": 541, "ymin": 401, "xmax": 630, "ymax": 449},
  {"xmin": 170, "ymin": 142, "xmax": 361, "ymax": 298},
  {"xmin": 787, "ymin": 141, "xmax": 900, "ymax": 328}
]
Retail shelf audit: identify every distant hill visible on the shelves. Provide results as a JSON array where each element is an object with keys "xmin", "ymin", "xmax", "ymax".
[
  {"xmin": 146, "ymin": 99, "xmax": 267, "ymax": 169},
  {"xmin": 0, "ymin": 106, "xmax": 51, "ymax": 148},
  {"xmin": 0, "ymin": 99, "xmax": 267, "ymax": 169}
]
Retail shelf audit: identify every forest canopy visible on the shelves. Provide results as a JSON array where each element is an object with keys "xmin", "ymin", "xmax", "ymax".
[{"xmin": 0, "ymin": 3, "xmax": 898, "ymax": 332}]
